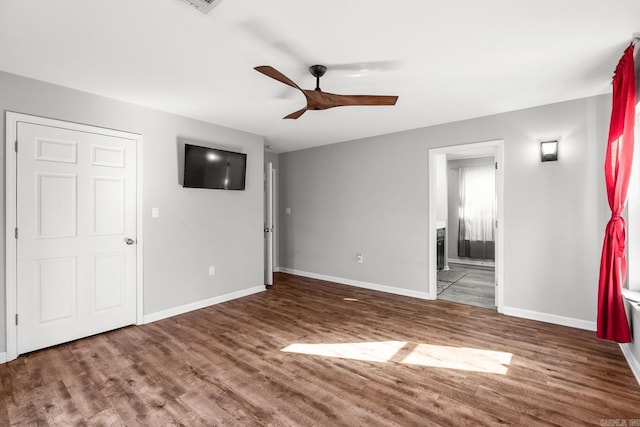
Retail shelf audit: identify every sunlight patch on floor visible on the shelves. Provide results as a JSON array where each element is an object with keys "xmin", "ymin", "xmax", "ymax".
[
  {"xmin": 281, "ymin": 341, "xmax": 406, "ymax": 363},
  {"xmin": 401, "ymin": 343, "xmax": 512, "ymax": 374},
  {"xmin": 281, "ymin": 341, "xmax": 512, "ymax": 374}
]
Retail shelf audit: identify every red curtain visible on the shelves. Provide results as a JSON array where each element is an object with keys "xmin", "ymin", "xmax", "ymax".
[{"xmin": 597, "ymin": 44, "xmax": 636, "ymax": 343}]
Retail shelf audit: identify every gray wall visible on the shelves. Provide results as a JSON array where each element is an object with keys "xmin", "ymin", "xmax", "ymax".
[
  {"xmin": 446, "ymin": 156, "xmax": 495, "ymax": 260},
  {"xmin": 1, "ymin": 71, "xmax": 264, "ymax": 353},
  {"xmin": 279, "ymin": 95, "xmax": 610, "ymax": 324}
]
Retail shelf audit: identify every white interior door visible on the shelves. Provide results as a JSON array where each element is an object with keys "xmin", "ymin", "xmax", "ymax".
[
  {"xmin": 494, "ymin": 160, "xmax": 499, "ymax": 307},
  {"xmin": 264, "ymin": 162, "xmax": 274, "ymax": 285},
  {"xmin": 16, "ymin": 121, "xmax": 137, "ymax": 355}
]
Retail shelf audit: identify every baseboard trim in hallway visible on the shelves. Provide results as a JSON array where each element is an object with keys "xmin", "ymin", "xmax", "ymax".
[{"xmin": 448, "ymin": 257, "xmax": 495, "ymax": 268}]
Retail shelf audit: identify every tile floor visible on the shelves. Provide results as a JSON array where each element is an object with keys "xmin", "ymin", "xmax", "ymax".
[{"xmin": 438, "ymin": 264, "xmax": 496, "ymax": 309}]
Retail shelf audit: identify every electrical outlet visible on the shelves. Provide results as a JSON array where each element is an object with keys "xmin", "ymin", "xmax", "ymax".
[
  {"xmin": 357, "ymin": 253, "xmax": 363, "ymax": 264},
  {"xmin": 209, "ymin": 265, "xmax": 215, "ymax": 276}
]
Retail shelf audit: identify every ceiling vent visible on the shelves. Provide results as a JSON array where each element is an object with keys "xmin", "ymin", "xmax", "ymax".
[{"xmin": 181, "ymin": 0, "xmax": 223, "ymax": 14}]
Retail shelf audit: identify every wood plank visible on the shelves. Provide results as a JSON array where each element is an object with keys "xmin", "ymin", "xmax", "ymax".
[{"xmin": 1, "ymin": 272, "xmax": 639, "ymax": 425}]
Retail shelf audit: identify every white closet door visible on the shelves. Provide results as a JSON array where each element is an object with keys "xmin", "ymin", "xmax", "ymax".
[{"xmin": 16, "ymin": 121, "xmax": 137, "ymax": 354}]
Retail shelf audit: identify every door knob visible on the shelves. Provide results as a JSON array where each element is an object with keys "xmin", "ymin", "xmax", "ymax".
[{"xmin": 124, "ymin": 237, "xmax": 135, "ymax": 245}]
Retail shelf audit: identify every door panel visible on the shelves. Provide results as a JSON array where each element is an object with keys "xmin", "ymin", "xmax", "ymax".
[
  {"xmin": 17, "ymin": 122, "xmax": 137, "ymax": 355},
  {"xmin": 91, "ymin": 145, "xmax": 125, "ymax": 167},
  {"xmin": 92, "ymin": 177, "xmax": 125, "ymax": 235},
  {"xmin": 93, "ymin": 253, "xmax": 124, "ymax": 313},
  {"xmin": 37, "ymin": 173, "xmax": 77, "ymax": 238},
  {"xmin": 36, "ymin": 138, "xmax": 77, "ymax": 163},
  {"xmin": 36, "ymin": 256, "xmax": 77, "ymax": 324}
]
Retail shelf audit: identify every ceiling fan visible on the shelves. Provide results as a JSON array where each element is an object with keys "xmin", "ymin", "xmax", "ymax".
[{"xmin": 254, "ymin": 64, "xmax": 399, "ymax": 119}]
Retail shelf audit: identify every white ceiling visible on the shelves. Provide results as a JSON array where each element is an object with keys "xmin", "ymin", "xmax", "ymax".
[{"xmin": 0, "ymin": 0, "xmax": 638, "ymax": 153}]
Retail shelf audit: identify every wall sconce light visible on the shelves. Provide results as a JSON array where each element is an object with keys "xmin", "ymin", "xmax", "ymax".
[{"xmin": 540, "ymin": 140, "xmax": 558, "ymax": 162}]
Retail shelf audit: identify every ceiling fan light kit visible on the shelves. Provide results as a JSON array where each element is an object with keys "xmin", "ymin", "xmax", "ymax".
[{"xmin": 255, "ymin": 64, "xmax": 398, "ymax": 119}]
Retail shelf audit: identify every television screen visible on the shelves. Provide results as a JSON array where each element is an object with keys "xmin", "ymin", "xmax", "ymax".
[{"xmin": 183, "ymin": 144, "xmax": 247, "ymax": 190}]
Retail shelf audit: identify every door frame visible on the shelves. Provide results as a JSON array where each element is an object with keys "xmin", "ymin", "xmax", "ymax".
[
  {"xmin": 264, "ymin": 161, "xmax": 275, "ymax": 285},
  {"xmin": 427, "ymin": 139, "xmax": 505, "ymax": 312},
  {"xmin": 4, "ymin": 112, "xmax": 144, "ymax": 362},
  {"xmin": 627, "ymin": 109, "xmax": 640, "ymax": 292}
]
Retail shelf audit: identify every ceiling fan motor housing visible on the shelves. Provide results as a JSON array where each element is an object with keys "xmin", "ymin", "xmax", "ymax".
[
  {"xmin": 309, "ymin": 65, "xmax": 327, "ymax": 77},
  {"xmin": 309, "ymin": 65, "xmax": 327, "ymax": 91}
]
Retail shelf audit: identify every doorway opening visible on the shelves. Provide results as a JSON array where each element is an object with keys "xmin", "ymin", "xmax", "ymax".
[{"xmin": 428, "ymin": 140, "xmax": 504, "ymax": 312}]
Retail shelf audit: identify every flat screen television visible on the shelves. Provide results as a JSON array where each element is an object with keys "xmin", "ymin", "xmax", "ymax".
[{"xmin": 183, "ymin": 144, "xmax": 247, "ymax": 190}]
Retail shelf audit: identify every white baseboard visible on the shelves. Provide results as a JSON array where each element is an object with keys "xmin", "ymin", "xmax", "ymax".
[
  {"xmin": 278, "ymin": 268, "xmax": 432, "ymax": 300},
  {"xmin": 143, "ymin": 286, "xmax": 265, "ymax": 324},
  {"xmin": 0, "ymin": 352, "xmax": 6, "ymax": 364},
  {"xmin": 620, "ymin": 343, "xmax": 640, "ymax": 386},
  {"xmin": 502, "ymin": 306, "xmax": 596, "ymax": 331},
  {"xmin": 448, "ymin": 258, "xmax": 495, "ymax": 268}
]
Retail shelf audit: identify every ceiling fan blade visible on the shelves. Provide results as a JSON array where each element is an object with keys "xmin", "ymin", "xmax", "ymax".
[
  {"xmin": 331, "ymin": 94, "xmax": 399, "ymax": 106},
  {"xmin": 284, "ymin": 107, "xmax": 307, "ymax": 120},
  {"xmin": 306, "ymin": 90, "xmax": 398, "ymax": 110},
  {"xmin": 254, "ymin": 66, "xmax": 302, "ymax": 91}
]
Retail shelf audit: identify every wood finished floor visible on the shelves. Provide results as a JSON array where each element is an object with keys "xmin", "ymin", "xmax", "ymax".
[{"xmin": 1, "ymin": 272, "xmax": 640, "ymax": 426}]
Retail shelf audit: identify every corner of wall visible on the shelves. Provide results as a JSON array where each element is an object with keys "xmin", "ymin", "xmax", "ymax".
[{"xmin": 143, "ymin": 285, "xmax": 265, "ymax": 324}]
